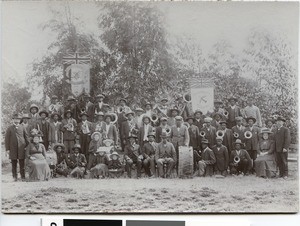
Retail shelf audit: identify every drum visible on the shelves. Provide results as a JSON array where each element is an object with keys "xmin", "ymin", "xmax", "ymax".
[{"xmin": 178, "ymin": 146, "xmax": 194, "ymax": 178}]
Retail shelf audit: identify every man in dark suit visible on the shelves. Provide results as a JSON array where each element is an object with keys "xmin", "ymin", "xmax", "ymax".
[
  {"xmin": 274, "ymin": 116, "xmax": 291, "ymax": 179},
  {"xmin": 219, "ymin": 121, "xmax": 233, "ymax": 155},
  {"xmin": 77, "ymin": 112, "xmax": 93, "ymax": 158},
  {"xmin": 229, "ymin": 139, "xmax": 252, "ymax": 175},
  {"xmin": 193, "ymin": 109, "xmax": 204, "ymax": 131},
  {"xmin": 5, "ymin": 113, "xmax": 30, "ymax": 181},
  {"xmin": 124, "ymin": 135, "xmax": 142, "ymax": 178},
  {"xmin": 138, "ymin": 115, "xmax": 153, "ymax": 148},
  {"xmin": 67, "ymin": 144, "xmax": 87, "ymax": 178},
  {"xmin": 212, "ymin": 137, "xmax": 229, "ymax": 176},
  {"xmin": 197, "ymin": 139, "xmax": 216, "ymax": 177},
  {"xmin": 244, "ymin": 117, "xmax": 260, "ymax": 168},
  {"xmin": 200, "ymin": 117, "xmax": 217, "ymax": 149},
  {"xmin": 186, "ymin": 116, "xmax": 200, "ymax": 151},
  {"xmin": 155, "ymin": 117, "xmax": 169, "ymax": 143},
  {"xmin": 141, "ymin": 132, "xmax": 157, "ymax": 177},
  {"xmin": 231, "ymin": 116, "xmax": 245, "ymax": 142},
  {"xmin": 120, "ymin": 111, "xmax": 138, "ymax": 147},
  {"xmin": 102, "ymin": 114, "xmax": 118, "ymax": 146},
  {"xmin": 226, "ymin": 96, "xmax": 242, "ymax": 128}
]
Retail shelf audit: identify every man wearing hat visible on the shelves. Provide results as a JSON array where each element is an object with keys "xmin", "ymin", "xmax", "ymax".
[
  {"xmin": 231, "ymin": 116, "xmax": 246, "ymax": 142},
  {"xmin": 68, "ymin": 144, "xmax": 87, "ymax": 178},
  {"xmin": 197, "ymin": 139, "xmax": 216, "ymax": 177},
  {"xmin": 141, "ymin": 132, "xmax": 158, "ymax": 177},
  {"xmin": 214, "ymin": 100, "xmax": 225, "ymax": 116},
  {"xmin": 116, "ymin": 98, "xmax": 132, "ymax": 142},
  {"xmin": 154, "ymin": 97, "xmax": 169, "ymax": 119},
  {"xmin": 170, "ymin": 116, "xmax": 190, "ymax": 150},
  {"xmin": 102, "ymin": 114, "xmax": 118, "ymax": 145},
  {"xmin": 244, "ymin": 117, "xmax": 260, "ymax": 168},
  {"xmin": 155, "ymin": 132, "xmax": 177, "ymax": 178},
  {"xmin": 144, "ymin": 102, "xmax": 154, "ymax": 118},
  {"xmin": 48, "ymin": 95, "xmax": 63, "ymax": 117},
  {"xmin": 193, "ymin": 109, "xmax": 204, "ymax": 131},
  {"xmin": 64, "ymin": 95, "xmax": 79, "ymax": 122},
  {"xmin": 186, "ymin": 116, "xmax": 200, "ymax": 152},
  {"xmin": 61, "ymin": 110, "xmax": 78, "ymax": 153},
  {"xmin": 77, "ymin": 112, "xmax": 93, "ymax": 158},
  {"xmin": 28, "ymin": 104, "xmax": 40, "ymax": 124},
  {"xmin": 211, "ymin": 112, "xmax": 223, "ymax": 130},
  {"xmin": 229, "ymin": 139, "xmax": 252, "ymax": 175},
  {"xmin": 93, "ymin": 94, "xmax": 106, "ymax": 115},
  {"xmin": 49, "ymin": 113, "xmax": 62, "ymax": 148},
  {"xmin": 243, "ymin": 97, "xmax": 262, "ymax": 127},
  {"xmin": 274, "ymin": 116, "xmax": 291, "ymax": 179},
  {"xmin": 36, "ymin": 110, "xmax": 50, "ymax": 149},
  {"xmin": 20, "ymin": 113, "xmax": 31, "ymax": 133},
  {"xmin": 81, "ymin": 93, "xmax": 94, "ymax": 121},
  {"xmin": 226, "ymin": 96, "xmax": 242, "ymax": 128},
  {"xmin": 124, "ymin": 134, "xmax": 143, "ymax": 178},
  {"xmin": 108, "ymin": 152, "xmax": 123, "ymax": 178},
  {"xmin": 93, "ymin": 111, "xmax": 105, "ymax": 133},
  {"xmin": 86, "ymin": 132, "xmax": 103, "ymax": 171},
  {"xmin": 5, "ymin": 113, "xmax": 30, "ymax": 181},
  {"xmin": 212, "ymin": 137, "xmax": 229, "ymax": 176},
  {"xmin": 155, "ymin": 117, "xmax": 170, "ymax": 143},
  {"xmin": 121, "ymin": 111, "xmax": 138, "ymax": 148},
  {"xmin": 134, "ymin": 107, "xmax": 145, "ymax": 128},
  {"xmin": 219, "ymin": 121, "xmax": 233, "ymax": 154},
  {"xmin": 200, "ymin": 117, "xmax": 217, "ymax": 149},
  {"xmin": 53, "ymin": 143, "xmax": 68, "ymax": 177},
  {"xmin": 138, "ymin": 115, "xmax": 154, "ymax": 148},
  {"xmin": 167, "ymin": 107, "xmax": 179, "ymax": 127},
  {"xmin": 265, "ymin": 118, "xmax": 276, "ymax": 140}
]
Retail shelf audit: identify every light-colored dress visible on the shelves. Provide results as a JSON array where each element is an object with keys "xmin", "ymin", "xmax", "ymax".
[
  {"xmin": 26, "ymin": 143, "xmax": 51, "ymax": 181},
  {"xmin": 255, "ymin": 139, "xmax": 276, "ymax": 178}
]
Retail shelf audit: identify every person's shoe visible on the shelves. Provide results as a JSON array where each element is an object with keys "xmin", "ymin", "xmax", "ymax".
[
  {"xmin": 283, "ymin": 176, "xmax": 288, "ymax": 180},
  {"xmin": 149, "ymin": 175, "xmax": 155, "ymax": 179},
  {"xmin": 13, "ymin": 177, "xmax": 18, "ymax": 182},
  {"xmin": 21, "ymin": 178, "xmax": 26, "ymax": 182}
]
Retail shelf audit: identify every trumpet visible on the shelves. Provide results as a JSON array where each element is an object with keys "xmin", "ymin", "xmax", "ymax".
[
  {"xmin": 200, "ymin": 131, "xmax": 206, "ymax": 138},
  {"xmin": 244, "ymin": 131, "xmax": 252, "ymax": 139},
  {"xmin": 234, "ymin": 155, "xmax": 240, "ymax": 164},
  {"xmin": 117, "ymin": 107, "xmax": 124, "ymax": 114},
  {"xmin": 111, "ymin": 113, "xmax": 118, "ymax": 124},
  {"xmin": 165, "ymin": 127, "xmax": 171, "ymax": 136},
  {"xmin": 233, "ymin": 132, "xmax": 239, "ymax": 138},
  {"xmin": 183, "ymin": 92, "xmax": 192, "ymax": 103},
  {"xmin": 216, "ymin": 130, "xmax": 225, "ymax": 138},
  {"xmin": 224, "ymin": 110, "xmax": 229, "ymax": 117},
  {"xmin": 151, "ymin": 114, "xmax": 158, "ymax": 123}
]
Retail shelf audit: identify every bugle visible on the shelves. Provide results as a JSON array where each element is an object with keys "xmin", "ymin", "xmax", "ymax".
[
  {"xmin": 150, "ymin": 114, "xmax": 158, "ymax": 123},
  {"xmin": 165, "ymin": 127, "xmax": 171, "ymax": 137},
  {"xmin": 117, "ymin": 107, "xmax": 124, "ymax": 114},
  {"xmin": 224, "ymin": 110, "xmax": 229, "ymax": 117},
  {"xmin": 244, "ymin": 131, "xmax": 252, "ymax": 139},
  {"xmin": 111, "ymin": 113, "xmax": 118, "ymax": 124}
]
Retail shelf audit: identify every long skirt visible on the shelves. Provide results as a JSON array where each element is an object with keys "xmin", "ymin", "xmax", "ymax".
[
  {"xmin": 254, "ymin": 153, "xmax": 277, "ymax": 178},
  {"xmin": 28, "ymin": 154, "xmax": 51, "ymax": 181}
]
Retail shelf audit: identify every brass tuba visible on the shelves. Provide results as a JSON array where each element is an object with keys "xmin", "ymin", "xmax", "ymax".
[
  {"xmin": 244, "ymin": 131, "xmax": 252, "ymax": 139},
  {"xmin": 111, "ymin": 113, "xmax": 118, "ymax": 124},
  {"xmin": 150, "ymin": 114, "xmax": 158, "ymax": 124},
  {"xmin": 224, "ymin": 110, "xmax": 229, "ymax": 117},
  {"xmin": 200, "ymin": 131, "xmax": 206, "ymax": 138},
  {"xmin": 183, "ymin": 92, "xmax": 192, "ymax": 103},
  {"xmin": 165, "ymin": 127, "xmax": 171, "ymax": 137},
  {"xmin": 234, "ymin": 155, "xmax": 240, "ymax": 164}
]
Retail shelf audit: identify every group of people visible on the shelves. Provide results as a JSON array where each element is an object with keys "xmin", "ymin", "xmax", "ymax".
[{"xmin": 4, "ymin": 93, "xmax": 291, "ymax": 181}]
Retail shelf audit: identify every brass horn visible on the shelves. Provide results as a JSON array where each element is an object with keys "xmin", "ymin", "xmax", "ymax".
[
  {"xmin": 244, "ymin": 131, "xmax": 252, "ymax": 139},
  {"xmin": 216, "ymin": 130, "xmax": 225, "ymax": 138},
  {"xmin": 234, "ymin": 155, "xmax": 240, "ymax": 164},
  {"xmin": 183, "ymin": 122, "xmax": 190, "ymax": 129},
  {"xmin": 183, "ymin": 92, "xmax": 192, "ymax": 103},
  {"xmin": 224, "ymin": 110, "xmax": 229, "ymax": 117},
  {"xmin": 111, "ymin": 113, "xmax": 118, "ymax": 124},
  {"xmin": 233, "ymin": 132, "xmax": 239, "ymax": 138},
  {"xmin": 151, "ymin": 114, "xmax": 158, "ymax": 123},
  {"xmin": 165, "ymin": 127, "xmax": 171, "ymax": 136},
  {"xmin": 200, "ymin": 131, "xmax": 206, "ymax": 138}
]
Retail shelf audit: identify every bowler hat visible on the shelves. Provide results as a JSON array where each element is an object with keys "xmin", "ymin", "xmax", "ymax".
[
  {"xmin": 128, "ymin": 134, "xmax": 138, "ymax": 140},
  {"xmin": 51, "ymin": 112, "xmax": 61, "ymax": 119},
  {"xmin": 142, "ymin": 115, "xmax": 151, "ymax": 122},
  {"xmin": 145, "ymin": 102, "xmax": 152, "ymax": 107},
  {"xmin": 104, "ymin": 114, "xmax": 113, "ymax": 120},
  {"xmin": 80, "ymin": 112, "xmax": 89, "ymax": 117},
  {"xmin": 64, "ymin": 110, "xmax": 73, "ymax": 117},
  {"xmin": 29, "ymin": 104, "xmax": 39, "ymax": 112},
  {"xmin": 260, "ymin": 128, "xmax": 273, "ymax": 134},
  {"xmin": 95, "ymin": 111, "xmax": 104, "ymax": 117},
  {"xmin": 160, "ymin": 117, "xmax": 168, "ymax": 121},
  {"xmin": 175, "ymin": 116, "xmax": 183, "ymax": 121},
  {"xmin": 72, "ymin": 144, "xmax": 81, "ymax": 151},
  {"xmin": 204, "ymin": 117, "xmax": 212, "ymax": 123},
  {"xmin": 91, "ymin": 132, "xmax": 101, "ymax": 140},
  {"xmin": 160, "ymin": 97, "xmax": 168, "ymax": 102},
  {"xmin": 125, "ymin": 111, "xmax": 135, "ymax": 117},
  {"xmin": 194, "ymin": 110, "xmax": 203, "ymax": 115},
  {"xmin": 201, "ymin": 139, "xmax": 209, "ymax": 144},
  {"xmin": 246, "ymin": 117, "xmax": 256, "ymax": 123},
  {"xmin": 147, "ymin": 132, "xmax": 156, "ymax": 138},
  {"xmin": 265, "ymin": 118, "xmax": 274, "ymax": 125},
  {"xmin": 170, "ymin": 107, "xmax": 180, "ymax": 114},
  {"xmin": 214, "ymin": 100, "xmax": 223, "ymax": 105},
  {"xmin": 186, "ymin": 116, "xmax": 195, "ymax": 122},
  {"xmin": 67, "ymin": 96, "xmax": 76, "ymax": 101},
  {"xmin": 51, "ymin": 95, "xmax": 58, "ymax": 100},
  {"xmin": 54, "ymin": 143, "xmax": 65, "ymax": 151},
  {"xmin": 110, "ymin": 151, "xmax": 120, "ymax": 158},
  {"xmin": 219, "ymin": 120, "xmax": 227, "ymax": 125},
  {"xmin": 234, "ymin": 139, "xmax": 244, "ymax": 146},
  {"xmin": 96, "ymin": 94, "xmax": 105, "ymax": 99},
  {"xmin": 235, "ymin": 116, "xmax": 243, "ymax": 122}
]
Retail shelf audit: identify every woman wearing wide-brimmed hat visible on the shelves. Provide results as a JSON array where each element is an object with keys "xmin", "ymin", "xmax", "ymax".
[
  {"xmin": 25, "ymin": 133, "xmax": 51, "ymax": 181},
  {"xmin": 254, "ymin": 128, "xmax": 276, "ymax": 178}
]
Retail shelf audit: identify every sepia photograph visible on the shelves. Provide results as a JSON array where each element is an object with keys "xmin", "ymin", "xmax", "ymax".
[{"xmin": 1, "ymin": 0, "xmax": 299, "ymax": 213}]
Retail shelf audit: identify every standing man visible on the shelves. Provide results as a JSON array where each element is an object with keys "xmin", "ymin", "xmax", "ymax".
[
  {"xmin": 213, "ymin": 100, "xmax": 225, "ymax": 116},
  {"xmin": 155, "ymin": 117, "xmax": 169, "ymax": 143},
  {"xmin": 102, "ymin": 113, "xmax": 118, "ymax": 145},
  {"xmin": 274, "ymin": 116, "xmax": 291, "ymax": 179},
  {"xmin": 193, "ymin": 109, "xmax": 204, "ymax": 131},
  {"xmin": 36, "ymin": 110, "xmax": 50, "ymax": 149},
  {"xmin": 121, "ymin": 111, "xmax": 138, "ymax": 148},
  {"xmin": 167, "ymin": 107, "xmax": 179, "ymax": 127},
  {"xmin": 117, "ymin": 98, "xmax": 131, "ymax": 143},
  {"xmin": 170, "ymin": 116, "xmax": 190, "ymax": 151},
  {"xmin": 226, "ymin": 96, "xmax": 241, "ymax": 128},
  {"xmin": 93, "ymin": 112, "xmax": 105, "ymax": 133},
  {"xmin": 243, "ymin": 97, "xmax": 262, "ymax": 127},
  {"xmin": 141, "ymin": 132, "xmax": 157, "ymax": 177},
  {"xmin": 134, "ymin": 107, "xmax": 145, "ymax": 128},
  {"xmin": 77, "ymin": 112, "xmax": 93, "ymax": 158},
  {"xmin": 48, "ymin": 95, "xmax": 63, "ymax": 117},
  {"xmin": 244, "ymin": 117, "xmax": 260, "ymax": 172},
  {"xmin": 81, "ymin": 94, "xmax": 94, "ymax": 121},
  {"xmin": 138, "ymin": 115, "xmax": 153, "ymax": 148},
  {"xmin": 124, "ymin": 134, "xmax": 142, "ymax": 178},
  {"xmin": 61, "ymin": 110, "xmax": 77, "ymax": 153},
  {"xmin": 155, "ymin": 97, "xmax": 169, "ymax": 119},
  {"xmin": 144, "ymin": 102, "xmax": 154, "ymax": 118},
  {"xmin": 219, "ymin": 121, "xmax": 233, "ymax": 155},
  {"xmin": 49, "ymin": 112, "xmax": 62, "ymax": 148},
  {"xmin": 5, "ymin": 113, "xmax": 30, "ymax": 181},
  {"xmin": 155, "ymin": 132, "xmax": 177, "ymax": 178},
  {"xmin": 93, "ymin": 94, "xmax": 106, "ymax": 115},
  {"xmin": 212, "ymin": 137, "xmax": 229, "ymax": 176},
  {"xmin": 200, "ymin": 117, "xmax": 217, "ymax": 149},
  {"xmin": 28, "ymin": 104, "xmax": 40, "ymax": 129},
  {"xmin": 231, "ymin": 117, "xmax": 246, "ymax": 142},
  {"xmin": 64, "ymin": 96, "xmax": 80, "ymax": 122},
  {"xmin": 186, "ymin": 116, "xmax": 200, "ymax": 152}
]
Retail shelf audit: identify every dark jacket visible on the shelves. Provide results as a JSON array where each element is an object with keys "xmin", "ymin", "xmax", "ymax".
[
  {"xmin": 67, "ymin": 153, "xmax": 87, "ymax": 169},
  {"xmin": 274, "ymin": 126, "xmax": 291, "ymax": 152},
  {"xmin": 142, "ymin": 142, "xmax": 157, "ymax": 158},
  {"xmin": 212, "ymin": 145, "xmax": 229, "ymax": 171},
  {"xmin": 124, "ymin": 143, "xmax": 141, "ymax": 160},
  {"xmin": 222, "ymin": 129, "xmax": 233, "ymax": 154},
  {"xmin": 244, "ymin": 126, "xmax": 260, "ymax": 151},
  {"xmin": 200, "ymin": 125, "xmax": 217, "ymax": 148},
  {"xmin": 188, "ymin": 124, "xmax": 200, "ymax": 149},
  {"xmin": 5, "ymin": 124, "xmax": 30, "ymax": 160},
  {"xmin": 230, "ymin": 149, "xmax": 252, "ymax": 168},
  {"xmin": 121, "ymin": 120, "xmax": 138, "ymax": 143}
]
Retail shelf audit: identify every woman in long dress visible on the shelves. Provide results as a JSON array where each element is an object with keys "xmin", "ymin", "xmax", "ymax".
[
  {"xmin": 26, "ymin": 134, "xmax": 51, "ymax": 181},
  {"xmin": 255, "ymin": 128, "xmax": 277, "ymax": 178}
]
